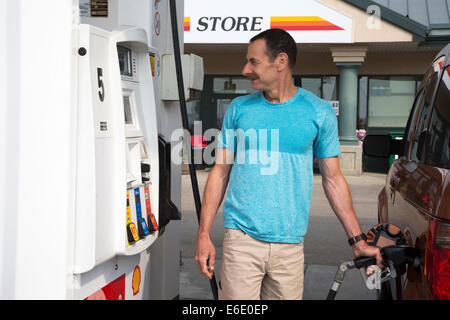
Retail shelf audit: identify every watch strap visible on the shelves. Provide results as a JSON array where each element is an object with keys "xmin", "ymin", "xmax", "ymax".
[{"xmin": 348, "ymin": 233, "xmax": 367, "ymax": 246}]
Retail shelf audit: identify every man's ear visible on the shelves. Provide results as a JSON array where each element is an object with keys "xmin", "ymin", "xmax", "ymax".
[{"xmin": 276, "ymin": 52, "xmax": 289, "ymax": 71}]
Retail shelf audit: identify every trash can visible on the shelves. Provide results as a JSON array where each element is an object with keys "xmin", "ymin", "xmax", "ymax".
[{"xmin": 388, "ymin": 132, "xmax": 404, "ymax": 168}]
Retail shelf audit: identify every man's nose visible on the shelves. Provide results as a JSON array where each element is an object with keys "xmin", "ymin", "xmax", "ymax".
[{"xmin": 242, "ymin": 62, "xmax": 252, "ymax": 76}]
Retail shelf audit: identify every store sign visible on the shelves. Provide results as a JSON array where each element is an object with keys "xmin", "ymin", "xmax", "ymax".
[{"xmin": 184, "ymin": 0, "xmax": 352, "ymax": 43}]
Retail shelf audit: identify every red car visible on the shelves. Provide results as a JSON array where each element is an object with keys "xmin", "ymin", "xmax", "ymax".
[{"xmin": 364, "ymin": 43, "xmax": 450, "ymax": 300}]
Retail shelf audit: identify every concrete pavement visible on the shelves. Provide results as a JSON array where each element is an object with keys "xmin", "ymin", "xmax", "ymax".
[{"xmin": 179, "ymin": 168, "xmax": 387, "ymax": 300}]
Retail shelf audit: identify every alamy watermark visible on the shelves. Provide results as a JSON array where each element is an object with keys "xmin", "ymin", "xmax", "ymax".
[{"xmin": 171, "ymin": 121, "xmax": 280, "ymax": 175}]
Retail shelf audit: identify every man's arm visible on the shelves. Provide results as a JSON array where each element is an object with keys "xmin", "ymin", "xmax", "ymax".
[
  {"xmin": 195, "ymin": 148, "xmax": 234, "ymax": 279},
  {"xmin": 318, "ymin": 156, "xmax": 383, "ymax": 269}
]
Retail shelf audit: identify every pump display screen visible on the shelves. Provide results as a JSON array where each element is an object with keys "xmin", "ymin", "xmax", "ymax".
[
  {"xmin": 123, "ymin": 96, "xmax": 133, "ymax": 124},
  {"xmin": 118, "ymin": 46, "xmax": 133, "ymax": 77}
]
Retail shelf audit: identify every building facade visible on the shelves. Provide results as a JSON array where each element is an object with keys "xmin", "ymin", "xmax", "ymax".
[{"xmin": 184, "ymin": 0, "xmax": 450, "ymax": 174}]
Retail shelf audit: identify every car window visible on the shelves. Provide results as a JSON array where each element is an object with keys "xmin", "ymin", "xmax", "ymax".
[
  {"xmin": 404, "ymin": 87, "xmax": 424, "ymax": 140},
  {"xmin": 425, "ymin": 65, "xmax": 450, "ymax": 169},
  {"xmin": 410, "ymin": 57, "xmax": 444, "ymax": 162},
  {"xmin": 404, "ymin": 88, "xmax": 425, "ymax": 156}
]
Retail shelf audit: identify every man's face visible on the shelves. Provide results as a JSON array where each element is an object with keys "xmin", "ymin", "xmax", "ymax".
[{"xmin": 242, "ymin": 39, "xmax": 278, "ymax": 91}]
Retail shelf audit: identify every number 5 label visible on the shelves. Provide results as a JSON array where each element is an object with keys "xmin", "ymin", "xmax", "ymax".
[{"xmin": 97, "ymin": 67, "xmax": 105, "ymax": 102}]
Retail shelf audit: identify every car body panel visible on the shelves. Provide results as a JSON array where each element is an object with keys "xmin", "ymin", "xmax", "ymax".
[
  {"xmin": 387, "ymin": 159, "xmax": 447, "ymax": 299},
  {"xmin": 374, "ymin": 43, "xmax": 450, "ymax": 300}
]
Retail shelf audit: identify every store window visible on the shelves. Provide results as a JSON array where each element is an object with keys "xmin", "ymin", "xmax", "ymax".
[
  {"xmin": 186, "ymin": 100, "xmax": 201, "ymax": 132},
  {"xmin": 211, "ymin": 75, "xmax": 338, "ymax": 131},
  {"xmin": 322, "ymin": 76, "xmax": 338, "ymax": 101},
  {"xmin": 298, "ymin": 76, "xmax": 338, "ymax": 101},
  {"xmin": 358, "ymin": 77, "xmax": 368, "ymax": 129},
  {"xmin": 212, "ymin": 76, "xmax": 254, "ymax": 129},
  {"xmin": 213, "ymin": 77, "xmax": 254, "ymax": 94},
  {"xmin": 216, "ymin": 98, "xmax": 233, "ymax": 128},
  {"xmin": 301, "ymin": 77, "xmax": 321, "ymax": 98},
  {"xmin": 367, "ymin": 76, "xmax": 417, "ymax": 128}
]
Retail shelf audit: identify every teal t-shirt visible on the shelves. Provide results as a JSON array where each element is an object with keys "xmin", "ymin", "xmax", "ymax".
[{"xmin": 217, "ymin": 87, "xmax": 341, "ymax": 243}]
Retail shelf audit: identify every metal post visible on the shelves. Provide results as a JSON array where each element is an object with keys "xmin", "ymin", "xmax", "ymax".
[
  {"xmin": 337, "ymin": 62, "xmax": 361, "ymax": 146},
  {"xmin": 169, "ymin": 0, "xmax": 219, "ymax": 300}
]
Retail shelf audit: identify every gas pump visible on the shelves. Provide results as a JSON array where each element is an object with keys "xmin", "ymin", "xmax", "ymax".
[
  {"xmin": 71, "ymin": 0, "xmax": 197, "ymax": 300},
  {"xmin": 114, "ymin": 26, "xmax": 160, "ymax": 253},
  {"xmin": 73, "ymin": 23, "xmax": 162, "ymax": 299},
  {"xmin": 0, "ymin": 0, "xmax": 199, "ymax": 300}
]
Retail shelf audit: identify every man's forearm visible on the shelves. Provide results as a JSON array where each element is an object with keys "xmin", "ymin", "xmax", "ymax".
[
  {"xmin": 198, "ymin": 164, "xmax": 231, "ymax": 237},
  {"xmin": 318, "ymin": 157, "xmax": 383, "ymax": 266},
  {"xmin": 196, "ymin": 159, "xmax": 231, "ymax": 279},
  {"xmin": 321, "ymin": 169, "xmax": 363, "ymax": 238},
  {"xmin": 318, "ymin": 157, "xmax": 362, "ymax": 237}
]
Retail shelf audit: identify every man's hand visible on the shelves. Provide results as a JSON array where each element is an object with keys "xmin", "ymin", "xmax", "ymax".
[
  {"xmin": 352, "ymin": 240, "xmax": 383, "ymax": 275},
  {"xmin": 194, "ymin": 149, "xmax": 233, "ymax": 280},
  {"xmin": 195, "ymin": 233, "xmax": 216, "ymax": 279}
]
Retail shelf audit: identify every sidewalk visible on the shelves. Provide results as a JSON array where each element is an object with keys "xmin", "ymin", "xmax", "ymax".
[{"xmin": 180, "ymin": 168, "xmax": 387, "ymax": 300}]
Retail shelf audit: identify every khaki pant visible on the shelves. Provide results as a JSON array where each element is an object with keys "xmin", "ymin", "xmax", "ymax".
[{"xmin": 219, "ymin": 228, "xmax": 304, "ymax": 300}]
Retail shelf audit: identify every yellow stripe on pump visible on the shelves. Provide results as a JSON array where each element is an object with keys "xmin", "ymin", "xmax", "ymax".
[{"xmin": 126, "ymin": 190, "xmax": 140, "ymax": 244}]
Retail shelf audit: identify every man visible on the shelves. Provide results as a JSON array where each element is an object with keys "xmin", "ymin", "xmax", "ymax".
[{"xmin": 195, "ymin": 28, "xmax": 382, "ymax": 300}]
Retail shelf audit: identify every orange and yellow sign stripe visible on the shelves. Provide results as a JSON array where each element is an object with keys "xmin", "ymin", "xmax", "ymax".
[
  {"xmin": 270, "ymin": 16, "xmax": 343, "ymax": 31},
  {"xmin": 184, "ymin": 17, "xmax": 190, "ymax": 31}
]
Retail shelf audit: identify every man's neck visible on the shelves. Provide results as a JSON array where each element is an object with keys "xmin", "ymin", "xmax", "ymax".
[{"xmin": 263, "ymin": 81, "xmax": 297, "ymax": 104}]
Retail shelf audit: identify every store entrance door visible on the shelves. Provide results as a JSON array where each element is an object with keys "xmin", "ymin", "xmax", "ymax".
[
  {"xmin": 214, "ymin": 96, "xmax": 234, "ymax": 129},
  {"xmin": 211, "ymin": 76, "xmax": 255, "ymax": 129}
]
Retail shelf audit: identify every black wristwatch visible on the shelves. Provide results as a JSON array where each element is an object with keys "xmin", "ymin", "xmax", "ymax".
[{"xmin": 348, "ymin": 233, "xmax": 367, "ymax": 246}]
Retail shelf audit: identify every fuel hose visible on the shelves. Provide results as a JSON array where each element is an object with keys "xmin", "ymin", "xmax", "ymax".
[{"xmin": 169, "ymin": 0, "xmax": 219, "ymax": 300}]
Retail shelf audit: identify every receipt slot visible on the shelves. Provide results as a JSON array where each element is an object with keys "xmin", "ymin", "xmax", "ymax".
[{"xmin": 74, "ymin": 25, "xmax": 160, "ymax": 274}]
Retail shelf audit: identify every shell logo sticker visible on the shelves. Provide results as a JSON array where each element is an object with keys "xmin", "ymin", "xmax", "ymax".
[{"xmin": 132, "ymin": 266, "xmax": 141, "ymax": 296}]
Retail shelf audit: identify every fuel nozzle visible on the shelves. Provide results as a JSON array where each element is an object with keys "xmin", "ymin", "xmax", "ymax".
[
  {"xmin": 381, "ymin": 245, "xmax": 421, "ymax": 275},
  {"xmin": 326, "ymin": 224, "xmax": 422, "ymax": 300},
  {"xmin": 326, "ymin": 256, "xmax": 377, "ymax": 300}
]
